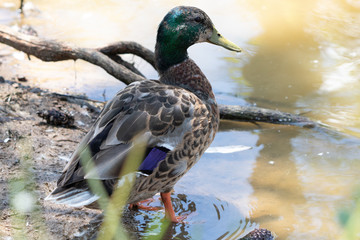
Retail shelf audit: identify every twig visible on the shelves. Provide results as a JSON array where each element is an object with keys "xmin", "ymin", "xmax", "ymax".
[{"xmin": 19, "ymin": 0, "xmax": 24, "ymax": 13}]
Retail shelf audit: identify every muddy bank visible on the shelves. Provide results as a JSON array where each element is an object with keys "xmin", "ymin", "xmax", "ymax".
[{"xmin": 0, "ymin": 78, "xmax": 106, "ymax": 239}]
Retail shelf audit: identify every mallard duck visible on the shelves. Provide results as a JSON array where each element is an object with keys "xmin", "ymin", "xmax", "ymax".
[{"xmin": 46, "ymin": 6, "xmax": 242, "ymax": 222}]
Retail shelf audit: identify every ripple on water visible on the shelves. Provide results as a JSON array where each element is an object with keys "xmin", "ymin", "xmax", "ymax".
[{"xmin": 121, "ymin": 193, "xmax": 259, "ymax": 239}]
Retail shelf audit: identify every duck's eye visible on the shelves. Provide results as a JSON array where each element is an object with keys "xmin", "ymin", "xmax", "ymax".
[{"xmin": 194, "ymin": 16, "xmax": 202, "ymax": 23}]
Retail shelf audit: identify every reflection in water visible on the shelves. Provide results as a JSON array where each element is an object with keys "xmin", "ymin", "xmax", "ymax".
[
  {"xmin": 239, "ymin": 3, "xmax": 321, "ymax": 236},
  {"xmin": 123, "ymin": 193, "xmax": 256, "ymax": 240},
  {"xmin": 238, "ymin": 0, "xmax": 360, "ymax": 136},
  {"xmin": 242, "ymin": 0, "xmax": 322, "ymax": 110},
  {"xmin": 308, "ymin": 0, "xmax": 360, "ymax": 137},
  {"xmin": 290, "ymin": 130, "xmax": 360, "ymax": 239},
  {"xmin": 229, "ymin": 2, "xmax": 360, "ymax": 236},
  {"xmin": 249, "ymin": 126, "xmax": 305, "ymax": 239},
  {"xmin": 220, "ymin": 122, "xmax": 360, "ymax": 239}
]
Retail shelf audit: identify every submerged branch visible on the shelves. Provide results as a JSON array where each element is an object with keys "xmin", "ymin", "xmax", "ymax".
[
  {"xmin": 219, "ymin": 105, "xmax": 316, "ymax": 128},
  {"xmin": 0, "ymin": 24, "xmax": 317, "ymax": 127}
]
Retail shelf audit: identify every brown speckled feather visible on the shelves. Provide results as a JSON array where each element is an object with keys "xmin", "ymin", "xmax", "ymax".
[{"xmin": 49, "ymin": 58, "xmax": 219, "ymax": 205}]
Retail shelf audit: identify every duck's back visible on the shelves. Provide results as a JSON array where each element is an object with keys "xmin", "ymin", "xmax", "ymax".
[{"xmin": 47, "ymin": 72, "xmax": 218, "ymax": 206}]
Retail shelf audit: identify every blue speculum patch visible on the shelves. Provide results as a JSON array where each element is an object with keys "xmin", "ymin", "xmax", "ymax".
[{"xmin": 139, "ymin": 147, "xmax": 168, "ymax": 172}]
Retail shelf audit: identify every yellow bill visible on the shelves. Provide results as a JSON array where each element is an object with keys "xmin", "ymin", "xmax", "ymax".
[{"xmin": 208, "ymin": 27, "xmax": 243, "ymax": 52}]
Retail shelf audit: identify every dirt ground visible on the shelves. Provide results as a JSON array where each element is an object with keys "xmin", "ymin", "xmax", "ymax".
[{"xmin": 0, "ymin": 78, "xmax": 114, "ymax": 239}]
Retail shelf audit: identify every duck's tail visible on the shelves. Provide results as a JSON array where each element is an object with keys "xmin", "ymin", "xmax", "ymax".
[{"xmin": 45, "ymin": 186, "xmax": 100, "ymax": 208}]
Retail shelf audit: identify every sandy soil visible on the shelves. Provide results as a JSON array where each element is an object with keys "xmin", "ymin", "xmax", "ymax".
[{"xmin": 0, "ymin": 78, "xmax": 109, "ymax": 239}]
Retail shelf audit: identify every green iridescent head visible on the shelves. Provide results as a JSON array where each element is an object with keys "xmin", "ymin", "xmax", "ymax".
[{"xmin": 155, "ymin": 6, "xmax": 243, "ymax": 73}]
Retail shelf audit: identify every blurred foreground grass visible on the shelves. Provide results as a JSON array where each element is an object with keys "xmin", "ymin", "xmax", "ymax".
[
  {"xmin": 338, "ymin": 187, "xmax": 360, "ymax": 240},
  {"xmin": 7, "ymin": 136, "xmax": 172, "ymax": 240},
  {"xmin": 10, "ymin": 137, "xmax": 48, "ymax": 239}
]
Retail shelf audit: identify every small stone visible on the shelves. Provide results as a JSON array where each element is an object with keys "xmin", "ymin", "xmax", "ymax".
[
  {"xmin": 0, "ymin": 76, "xmax": 5, "ymax": 83},
  {"xmin": 17, "ymin": 76, "xmax": 28, "ymax": 82},
  {"xmin": 241, "ymin": 228, "xmax": 275, "ymax": 240},
  {"xmin": 37, "ymin": 109, "xmax": 75, "ymax": 127}
]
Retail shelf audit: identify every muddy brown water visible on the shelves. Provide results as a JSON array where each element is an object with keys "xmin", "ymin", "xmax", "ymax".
[{"xmin": 1, "ymin": 0, "xmax": 360, "ymax": 239}]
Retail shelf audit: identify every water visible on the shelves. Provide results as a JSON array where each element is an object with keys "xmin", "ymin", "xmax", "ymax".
[{"xmin": 1, "ymin": 0, "xmax": 360, "ymax": 239}]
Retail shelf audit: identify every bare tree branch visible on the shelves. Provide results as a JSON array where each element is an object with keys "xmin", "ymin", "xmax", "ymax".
[
  {"xmin": 0, "ymin": 24, "xmax": 317, "ymax": 127},
  {"xmin": 98, "ymin": 41, "xmax": 156, "ymax": 69},
  {"xmin": 0, "ymin": 25, "xmax": 145, "ymax": 84}
]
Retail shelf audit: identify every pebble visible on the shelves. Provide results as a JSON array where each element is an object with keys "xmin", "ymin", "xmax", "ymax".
[{"xmin": 17, "ymin": 76, "xmax": 28, "ymax": 82}]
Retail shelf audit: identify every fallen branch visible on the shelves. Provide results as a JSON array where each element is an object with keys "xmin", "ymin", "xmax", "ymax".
[
  {"xmin": 98, "ymin": 41, "xmax": 156, "ymax": 69},
  {"xmin": 0, "ymin": 25, "xmax": 145, "ymax": 84},
  {"xmin": 219, "ymin": 105, "xmax": 316, "ymax": 128},
  {"xmin": 0, "ymin": 24, "xmax": 317, "ymax": 127}
]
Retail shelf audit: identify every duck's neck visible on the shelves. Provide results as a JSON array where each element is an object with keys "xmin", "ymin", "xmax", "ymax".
[
  {"xmin": 155, "ymin": 37, "xmax": 189, "ymax": 74},
  {"xmin": 155, "ymin": 22, "xmax": 215, "ymax": 100},
  {"xmin": 159, "ymin": 58, "xmax": 215, "ymax": 100}
]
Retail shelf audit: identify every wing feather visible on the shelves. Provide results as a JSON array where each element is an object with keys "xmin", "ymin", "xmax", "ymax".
[{"xmin": 56, "ymin": 80, "xmax": 195, "ymax": 188}]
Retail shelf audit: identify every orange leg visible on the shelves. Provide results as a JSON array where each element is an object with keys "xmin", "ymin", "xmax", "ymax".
[
  {"xmin": 128, "ymin": 198, "xmax": 163, "ymax": 211},
  {"xmin": 160, "ymin": 192, "xmax": 186, "ymax": 223}
]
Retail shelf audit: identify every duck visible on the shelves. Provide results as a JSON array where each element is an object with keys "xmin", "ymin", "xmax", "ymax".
[{"xmin": 46, "ymin": 6, "xmax": 242, "ymax": 223}]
